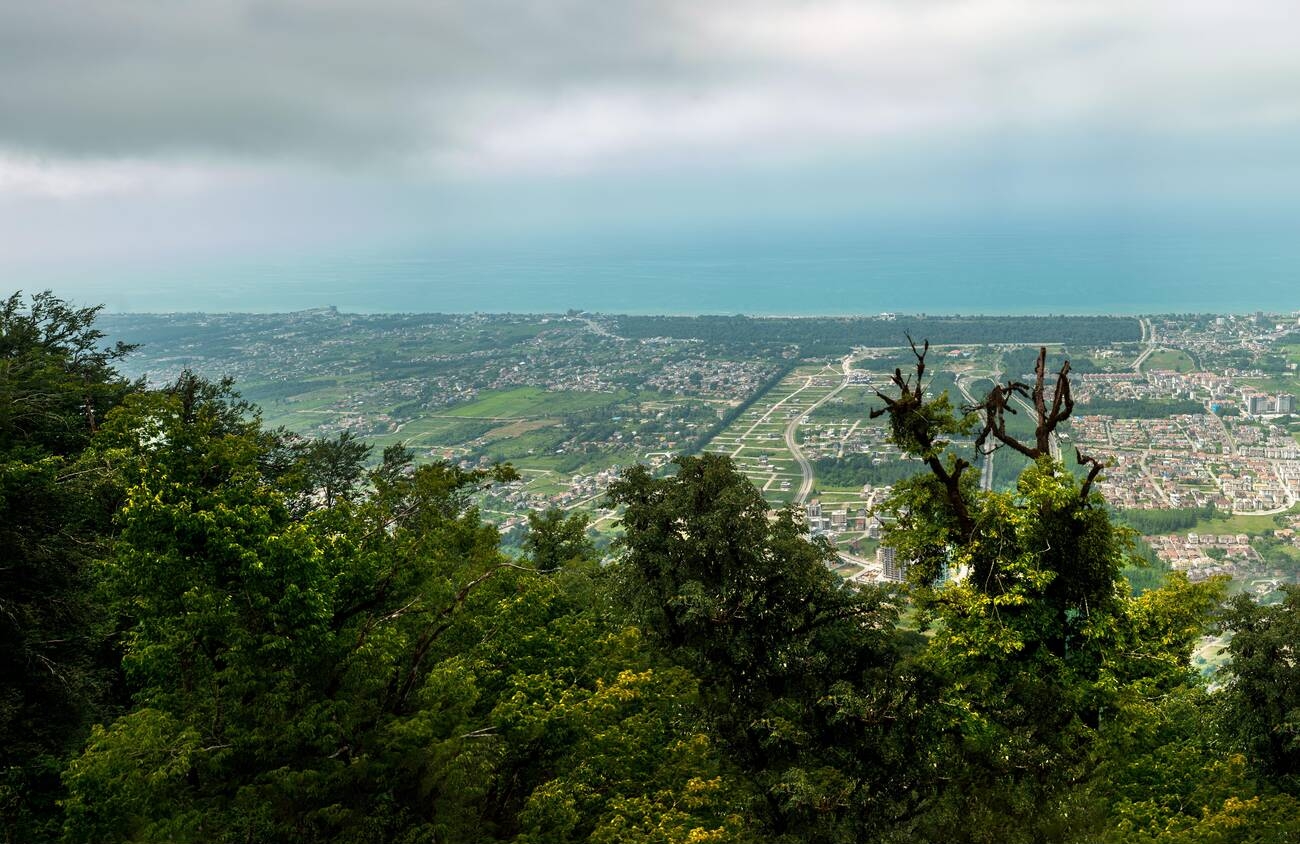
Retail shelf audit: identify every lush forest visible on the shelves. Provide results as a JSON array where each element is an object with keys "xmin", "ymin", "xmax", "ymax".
[
  {"xmin": 1076, "ymin": 398, "xmax": 1209, "ymax": 418},
  {"xmin": 613, "ymin": 315, "xmax": 1140, "ymax": 356},
  {"xmin": 5, "ymin": 293, "xmax": 1300, "ymax": 843},
  {"xmin": 999, "ymin": 346, "xmax": 1102, "ymax": 378},
  {"xmin": 1117, "ymin": 505, "xmax": 1224, "ymax": 534},
  {"xmin": 812, "ymin": 454, "xmax": 924, "ymax": 488}
]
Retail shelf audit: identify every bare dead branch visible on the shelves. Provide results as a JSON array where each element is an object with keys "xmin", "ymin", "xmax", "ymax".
[
  {"xmin": 874, "ymin": 338, "xmax": 974, "ymax": 538},
  {"xmin": 968, "ymin": 347, "xmax": 1078, "ymax": 462},
  {"xmin": 1076, "ymin": 448, "xmax": 1105, "ymax": 500}
]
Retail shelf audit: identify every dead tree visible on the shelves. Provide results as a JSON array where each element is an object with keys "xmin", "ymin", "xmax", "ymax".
[
  {"xmin": 877, "ymin": 342, "xmax": 1106, "ymax": 516},
  {"xmin": 960, "ymin": 345, "xmax": 1105, "ymax": 500},
  {"xmin": 870, "ymin": 337, "xmax": 975, "ymax": 537}
]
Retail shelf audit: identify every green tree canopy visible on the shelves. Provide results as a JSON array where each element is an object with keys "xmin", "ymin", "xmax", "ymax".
[
  {"xmin": 871, "ymin": 342, "xmax": 1226, "ymax": 841},
  {"xmin": 0, "ymin": 292, "xmax": 139, "ymax": 841},
  {"xmin": 608, "ymin": 454, "xmax": 923, "ymax": 843},
  {"xmin": 1218, "ymin": 586, "xmax": 1300, "ymax": 789}
]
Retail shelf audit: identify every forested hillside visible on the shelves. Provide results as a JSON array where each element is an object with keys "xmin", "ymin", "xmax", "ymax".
[{"xmin": 4, "ymin": 294, "xmax": 1299, "ymax": 843}]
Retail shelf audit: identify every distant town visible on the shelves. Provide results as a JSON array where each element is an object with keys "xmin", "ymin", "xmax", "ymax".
[{"xmin": 102, "ymin": 310, "xmax": 1300, "ymax": 591}]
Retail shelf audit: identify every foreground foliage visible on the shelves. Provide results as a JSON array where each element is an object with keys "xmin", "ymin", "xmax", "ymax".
[{"xmin": 3, "ymin": 293, "xmax": 1300, "ymax": 842}]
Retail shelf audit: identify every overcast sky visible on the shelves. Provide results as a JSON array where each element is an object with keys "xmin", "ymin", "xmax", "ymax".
[{"xmin": 3, "ymin": 0, "xmax": 1299, "ymax": 290}]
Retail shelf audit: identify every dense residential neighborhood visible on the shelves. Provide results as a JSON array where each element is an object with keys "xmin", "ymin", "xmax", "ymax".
[{"xmin": 105, "ymin": 310, "xmax": 1300, "ymax": 584}]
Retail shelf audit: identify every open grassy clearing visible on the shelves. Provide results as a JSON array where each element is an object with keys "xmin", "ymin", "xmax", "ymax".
[
  {"xmin": 1205, "ymin": 510, "xmax": 1300, "ymax": 536},
  {"xmin": 1161, "ymin": 505, "xmax": 1300, "ymax": 537},
  {"xmin": 1237, "ymin": 375, "xmax": 1300, "ymax": 395},
  {"xmin": 483, "ymin": 418, "xmax": 555, "ymax": 439},
  {"xmin": 360, "ymin": 417, "xmax": 505, "ymax": 453},
  {"xmin": 736, "ymin": 460, "xmax": 800, "ymax": 473},
  {"xmin": 475, "ymin": 428, "xmax": 571, "ymax": 460},
  {"xmin": 263, "ymin": 387, "xmax": 355, "ymax": 416},
  {"xmin": 815, "ymin": 497, "xmax": 873, "ymax": 508},
  {"xmin": 444, "ymin": 386, "xmax": 629, "ymax": 418},
  {"xmin": 1145, "ymin": 348, "xmax": 1198, "ymax": 372},
  {"xmin": 1192, "ymin": 634, "xmax": 1231, "ymax": 678},
  {"xmin": 505, "ymin": 450, "xmax": 638, "ymax": 475},
  {"xmin": 242, "ymin": 377, "xmax": 350, "ymax": 409}
]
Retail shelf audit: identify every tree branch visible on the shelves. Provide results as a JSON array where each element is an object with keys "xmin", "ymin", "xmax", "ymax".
[
  {"xmin": 1076, "ymin": 448, "xmax": 1105, "ymax": 501},
  {"xmin": 969, "ymin": 347, "xmax": 1077, "ymax": 462},
  {"xmin": 873, "ymin": 337, "xmax": 975, "ymax": 538}
]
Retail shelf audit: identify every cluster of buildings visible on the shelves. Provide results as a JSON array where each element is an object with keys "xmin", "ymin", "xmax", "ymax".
[
  {"xmin": 1143, "ymin": 533, "xmax": 1262, "ymax": 581},
  {"xmin": 322, "ymin": 411, "xmax": 398, "ymax": 438},
  {"xmin": 798, "ymin": 418, "xmax": 893, "ymax": 461},
  {"xmin": 1155, "ymin": 313, "xmax": 1300, "ymax": 368},
  {"xmin": 804, "ymin": 499, "xmax": 914, "ymax": 586},
  {"xmin": 805, "ymin": 499, "xmax": 879, "ymax": 536},
  {"xmin": 1070, "ymin": 409, "xmax": 1300, "ymax": 514},
  {"xmin": 482, "ymin": 463, "xmax": 635, "ymax": 532},
  {"xmin": 644, "ymin": 358, "xmax": 778, "ymax": 398},
  {"xmin": 837, "ymin": 545, "xmax": 907, "ymax": 586},
  {"xmin": 1241, "ymin": 391, "xmax": 1297, "ymax": 417},
  {"xmin": 1077, "ymin": 370, "xmax": 1295, "ymax": 422},
  {"xmin": 1231, "ymin": 420, "xmax": 1300, "ymax": 459}
]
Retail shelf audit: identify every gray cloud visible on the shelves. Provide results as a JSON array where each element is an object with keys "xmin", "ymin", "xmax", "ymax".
[
  {"xmin": 1, "ymin": 0, "xmax": 1299, "ymax": 191},
  {"xmin": 0, "ymin": 0, "xmax": 703, "ymax": 162}
]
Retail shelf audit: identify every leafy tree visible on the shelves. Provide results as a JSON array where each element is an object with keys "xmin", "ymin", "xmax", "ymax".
[
  {"xmin": 0, "ymin": 291, "xmax": 137, "ymax": 456},
  {"xmin": 607, "ymin": 454, "xmax": 919, "ymax": 843},
  {"xmin": 65, "ymin": 372, "xmax": 740, "ymax": 843},
  {"xmin": 871, "ymin": 342, "xmax": 1225, "ymax": 841},
  {"xmin": 1116, "ymin": 505, "xmax": 1220, "ymax": 536},
  {"xmin": 298, "ymin": 430, "xmax": 372, "ymax": 509},
  {"xmin": 0, "ymin": 292, "xmax": 138, "ymax": 841},
  {"xmin": 63, "ymin": 377, "xmax": 518, "ymax": 841},
  {"xmin": 1123, "ymin": 538, "xmax": 1173, "ymax": 596},
  {"xmin": 523, "ymin": 508, "xmax": 595, "ymax": 569},
  {"xmin": 2, "ymin": 294, "xmax": 1268, "ymax": 843},
  {"xmin": 1075, "ymin": 398, "xmax": 1206, "ymax": 419},
  {"xmin": 1095, "ymin": 684, "xmax": 1300, "ymax": 844},
  {"xmin": 811, "ymin": 454, "xmax": 923, "ymax": 488},
  {"xmin": 1218, "ymin": 586, "xmax": 1300, "ymax": 789}
]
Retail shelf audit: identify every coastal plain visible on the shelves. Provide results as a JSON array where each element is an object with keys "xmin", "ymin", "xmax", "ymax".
[{"xmin": 102, "ymin": 311, "xmax": 1300, "ymax": 588}]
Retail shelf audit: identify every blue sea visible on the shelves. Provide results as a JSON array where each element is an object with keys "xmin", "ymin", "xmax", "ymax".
[{"xmin": 32, "ymin": 216, "xmax": 1300, "ymax": 315}]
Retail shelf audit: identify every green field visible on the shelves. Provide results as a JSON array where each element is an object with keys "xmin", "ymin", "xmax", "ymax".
[
  {"xmin": 444, "ymin": 387, "xmax": 629, "ymax": 418},
  {"xmin": 1177, "ymin": 505, "xmax": 1300, "ymax": 537},
  {"xmin": 1144, "ymin": 348, "xmax": 1198, "ymax": 372},
  {"xmin": 1237, "ymin": 375, "xmax": 1300, "ymax": 394},
  {"xmin": 807, "ymin": 386, "xmax": 891, "ymax": 422}
]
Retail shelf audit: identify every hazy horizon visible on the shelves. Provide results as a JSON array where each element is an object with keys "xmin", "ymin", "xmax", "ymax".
[{"xmin": 4, "ymin": 1, "xmax": 1299, "ymax": 311}]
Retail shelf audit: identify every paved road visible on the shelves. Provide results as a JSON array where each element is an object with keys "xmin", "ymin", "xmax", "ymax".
[
  {"xmin": 580, "ymin": 317, "xmax": 621, "ymax": 340},
  {"xmin": 955, "ymin": 372, "xmax": 998, "ymax": 492},
  {"xmin": 789, "ymin": 354, "xmax": 858, "ymax": 505},
  {"xmin": 1133, "ymin": 318, "xmax": 1157, "ymax": 372},
  {"xmin": 731, "ymin": 376, "xmax": 815, "ymax": 457},
  {"xmin": 1007, "ymin": 391, "xmax": 1063, "ymax": 461}
]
